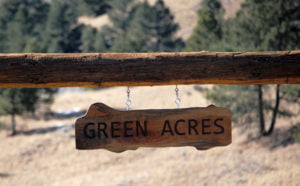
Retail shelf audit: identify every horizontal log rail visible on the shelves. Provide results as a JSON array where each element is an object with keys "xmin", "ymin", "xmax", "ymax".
[{"xmin": 0, "ymin": 50, "xmax": 299, "ymax": 88}]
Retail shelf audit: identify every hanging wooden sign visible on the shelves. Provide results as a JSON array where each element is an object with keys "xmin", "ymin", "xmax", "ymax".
[{"xmin": 75, "ymin": 103, "xmax": 232, "ymax": 152}]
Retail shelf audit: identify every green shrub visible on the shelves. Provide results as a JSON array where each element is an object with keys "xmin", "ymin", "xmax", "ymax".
[{"xmin": 291, "ymin": 123, "xmax": 300, "ymax": 143}]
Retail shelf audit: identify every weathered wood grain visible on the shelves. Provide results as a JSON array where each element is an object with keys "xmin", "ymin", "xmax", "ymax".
[
  {"xmin": 0, "ymin": 51, "xmax": 299, "ymax": 88},
  {"xmin": 75, "ymin": 103, "xmax": 232, "ymax": 152}
]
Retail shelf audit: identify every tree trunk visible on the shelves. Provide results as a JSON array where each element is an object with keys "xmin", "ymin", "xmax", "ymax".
[
  {"xmin": 9, "ymin": 90, "xmax": 18, "ymax": 136},
  {"xmin": 263, "ymin": 85, "xmax": 281, "ymax": 136},
  {"xmin": 258, "ymin": 85, "xmax": 265, "ymax": 135},
  {"xmin": 11, "ymin": 112, "xmax": 17, "ymax": 136},
  {"xmin": 258, "ymin": 85, "xmax": 281, "ymax": 136}
]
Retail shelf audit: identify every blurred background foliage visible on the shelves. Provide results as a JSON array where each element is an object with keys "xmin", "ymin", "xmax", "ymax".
[
  {"xmin": 0, "ymin": 0, "xmax": 299, "ymax": 138},
  {"xmin": 186, "ymin": 0, "xmax": 300, "ymax": 137}
]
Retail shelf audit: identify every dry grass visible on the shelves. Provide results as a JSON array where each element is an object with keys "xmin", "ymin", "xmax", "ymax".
[{"xmin": 0, "ymin": 85, "xmax": 299, "ymax": 186}]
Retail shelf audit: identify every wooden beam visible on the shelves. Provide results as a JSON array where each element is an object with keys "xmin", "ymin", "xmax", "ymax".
[{"xmin": 0, "ymin": 50, "xmax": 299, "ymax": 88}]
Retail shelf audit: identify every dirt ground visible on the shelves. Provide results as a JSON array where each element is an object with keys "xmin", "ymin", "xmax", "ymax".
[{"xmin": 0, "ymin": 85, "xmax": 299, "ymax": 186}]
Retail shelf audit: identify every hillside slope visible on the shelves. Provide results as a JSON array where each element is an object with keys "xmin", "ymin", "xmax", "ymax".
[
  {"xmin": 0, "ymin": 86, "xmax": 299, "ymax": 186},
  {"xmin": 79, "ymin": 0, "xmax": 244, "ymax": 40}
]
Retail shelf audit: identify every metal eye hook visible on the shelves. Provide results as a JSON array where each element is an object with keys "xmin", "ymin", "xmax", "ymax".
[
  {"xmin": 125, "ymin": 86, "xmax": 131, "ymax": 110},
  {"xmin": 174, "ymin": 85, "xmax": 181, "ymax": 108}
]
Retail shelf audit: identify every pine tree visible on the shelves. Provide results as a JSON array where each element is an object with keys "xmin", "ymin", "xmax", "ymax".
[
  {"xmin": 0, "ymin": 0, "xmax": 49, "ymax": 52},
  {"xmin": 81, "ymin": 26, "xmax": 97, "ymax": 52},
  {"xmin": 186, "ymin": 0, "xmax": 224, "ymax": 51},
  {"xmin": 0, "ymin": 0, "xmax": 58, "ymax": 136},
  {"xmin": 111, "ymin": 0, "xmax": 184, "ymax": 52},
  {"xmin": 205, "ymin": 0, "xmax": 300, "ymax": 136},
  {"xmin": 92, "ymin": 0, "xmax": 135, "ymax": 52},
  {"xmin": 111, "ymin": 1, "xmax": 152, "ymax": 52},
  {"xmin": 231, "ymin": 0, "xmax": 300, "ymax": 51},
  {"xmin": 77, "ymin": 0, "xmax": 110, "ymax": 16},
  {"xmin": 228, "ymin": 0, "xmax": 300, "ymax": 136},
  {"xmin": 107, "ymin": 0, "xmax": 135, "ymax": 32},
  {"xmin": 93, "ymin": 26, "xmax": 113, "ymax": 52},
  {"xmin": 65, "ymin": 24, "xmax": 84, "ymax": 53},
  {"xmin": 0, "ymin": 88, "xmax": 57, "ymax": 135},
  {"xmin": 151, "ymin": 0, "xmax": 184, "ymax": 51},
  {"xmin": 43, "ymin": 0, "xmax": 81, "ymax": 53},
  {"xmin": 5, "ymin": 4, "xmax": 28, "ymax": 52}
]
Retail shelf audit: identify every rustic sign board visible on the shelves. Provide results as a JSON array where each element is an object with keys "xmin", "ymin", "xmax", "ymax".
[{"xmin": 75, "ymin": 103, "xmax": 232, "ymax": 152}]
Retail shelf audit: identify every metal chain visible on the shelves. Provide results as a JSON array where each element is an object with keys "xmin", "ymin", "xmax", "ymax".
[
  {"xmin": 126, "ymin": 86, "xmax": 180, "ymax": 110},
  {"xmin": 174, "ymin": 85, "xmax": 181, "ymax": 108},
  {"xmin": 125, "ymin": 86, "xmax": 131, "ymax": 110}
]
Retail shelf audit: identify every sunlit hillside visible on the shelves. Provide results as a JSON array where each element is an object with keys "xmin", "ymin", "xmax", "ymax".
[
  {"xmin": 1, "ymin": 0, "xmax": 299, "ymax": 185},
  {"xmin": 0, "ymin": 86, "xmax": 299, "ymax": 186},
  {"xmin": 79, "ymin": 0, "xmax": 244, "ymax": 40}
]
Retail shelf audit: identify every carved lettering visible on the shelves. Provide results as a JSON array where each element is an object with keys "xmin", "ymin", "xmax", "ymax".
[
  {"xmin": 98, "ymin": 122, "xmax": 108, "ymax": 138},
  {"xmin": 174, "ymin": 119, "xmax": 185, "ymax": 135},
  {"xmin": 83, "ymin": 122, "xmax": 95, "ymax": 138},
  {"xmin": 161, "ymin": 120, "xmax": 174, "ymax": 136},
  {"xmin": 214, "ymin": 118, "xmax": 224, "ymax": 134},
  {"xmin": 136, "ymin": 120, "xmax": 147, "ymax": 136},
  {"xmin": 76, "ymin": 103, "xmax": 232, "ymax": 152},
  {"xmin": 202, "ymin": 119, "xmax": 211, "ymax": 135},
  {"xmin": 188, "ymin": 119, "xmax": 198, "ymax": 135}
]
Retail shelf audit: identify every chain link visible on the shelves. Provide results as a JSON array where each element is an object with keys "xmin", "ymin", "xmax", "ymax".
[
  {"xmin": 174, "ymin": 85, "xmax": 181, "ymax": 108},
  {"xmin": 125, "ymin": 86, "xmax": 131, "ymax": 110}
]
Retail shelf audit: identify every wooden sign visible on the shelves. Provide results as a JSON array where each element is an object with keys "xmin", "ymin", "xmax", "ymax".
[{"xmin": 75, "ymin": 103, "xmax": 232, "ymax": 152}]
